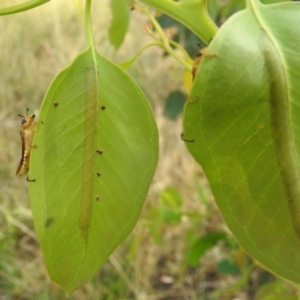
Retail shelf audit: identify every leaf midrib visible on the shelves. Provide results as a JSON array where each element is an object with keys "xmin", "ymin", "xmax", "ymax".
[{"xmin": 249, "ymin": 0, "xmax": 300, "ymax": 239}]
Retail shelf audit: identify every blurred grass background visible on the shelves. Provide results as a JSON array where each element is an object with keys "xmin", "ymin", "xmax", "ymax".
[{"xmin": 0, "ymin": 0, "xmax": 298, "ymax": 299}]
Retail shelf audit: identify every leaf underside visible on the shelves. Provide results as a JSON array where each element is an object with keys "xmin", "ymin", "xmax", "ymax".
[
  {"xmin": 183, "ymin": 1, "xmax": 300, "ymax": 283},
  {"xmin": 29, "ymin": 47, "xmax": 158, "ymax": 294}
]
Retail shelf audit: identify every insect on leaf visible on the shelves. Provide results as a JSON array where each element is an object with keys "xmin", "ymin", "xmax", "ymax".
[
  {"xmin": 29, "ymin": 47, "xmax": 158, "ymax": 295},
  {"xmin": 16, "ymin": 111, "xmax": 37, "ymax": 177}
]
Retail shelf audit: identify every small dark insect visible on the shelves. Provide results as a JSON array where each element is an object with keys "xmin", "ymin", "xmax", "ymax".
[
  {"xmin": 96, "ymin": 149, "xmax": 103, "ymax": 155},
  {"xmin": 26, "ymin": 176, "xmax": 36, "ymax": 182},
  {"xmin": 44, "ymin": 217, "xmax": 54, "ymax": 228},
  {"xmin": 181, "ymin": 132, "xmax": 195, "ymax": 143}
]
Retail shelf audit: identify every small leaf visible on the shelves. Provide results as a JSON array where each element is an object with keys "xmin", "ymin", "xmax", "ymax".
[
  {"xmin": 109, "ymin": 0, "xmax": 130, "ymax": 50},
  {"xmin": 160, "ymin": 186, "xmax": 183, "ymax": 208},
  {"xmin": 185, "ymin": 232, "xmax": 227, "ymax": 266},
  {"xmin": 234, "ymin": 247, "xmax": 248, "ymax": 269},
  {"xmin": 183, "ymin": 69, "xmax": 193, "ymax": 94},
  {"xmin": 164, "ymin": 91, "xmax": 185, "ymax": 120},
  {"xmin": 29, "ymin": 47, "xmax": 158, "ymax": 294},
  {"xmin": 217, "ymin": 259, "xmax": 239, "ymax": 275},
  {"xmin": 159, "ymin": 186, "xmax": 183, "ymax": 223}
]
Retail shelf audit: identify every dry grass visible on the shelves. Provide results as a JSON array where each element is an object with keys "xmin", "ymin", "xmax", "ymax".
[{"xmin": 0, "ymin": 0, "xmax": 287, "ymax": 299}]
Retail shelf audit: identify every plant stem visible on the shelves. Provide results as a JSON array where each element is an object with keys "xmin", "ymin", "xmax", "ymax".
[
  {"xmin": 0, "ymin": 0, "xmax": 50, "ymax": 15},
  {"xmin": 85, "ymin": 0, "xmax": 97, "ymax": 63},
  {"xmin": 170, "ymin": 40, "xmax": 193, "ymax": 65},
  {"xmin": 119, "ymin": 41, "xmax": 164, "ymax": 68},
  {"xmin": 142, "ymin": 7, "xmax": 192, "ymax": 71}
]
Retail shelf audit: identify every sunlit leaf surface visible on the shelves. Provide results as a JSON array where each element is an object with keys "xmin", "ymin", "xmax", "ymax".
[
  {"xmin": 183, "ymin": 0, "xmax": 300, "ymax": 283},
  {"xmin": 29, "ymin": 47, "xmax": 158, "ymax": 294}
]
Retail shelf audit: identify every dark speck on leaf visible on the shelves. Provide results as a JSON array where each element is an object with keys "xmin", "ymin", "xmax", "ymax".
[{"xmin": 44, "ymin": 217, "xmax": 54, "ymax": 228}]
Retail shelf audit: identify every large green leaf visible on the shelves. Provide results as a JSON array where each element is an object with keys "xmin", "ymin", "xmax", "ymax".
[
  {"xmin": 183, "ymin": 0, "xmax": 300, "ymax": 283},
  {"xmin": 140, "ymin": 0, "xmax": 218, "ymax": 44},
  {"xmin": 28, "ymin": 47, "xmax": 158, "ymax": 294}
]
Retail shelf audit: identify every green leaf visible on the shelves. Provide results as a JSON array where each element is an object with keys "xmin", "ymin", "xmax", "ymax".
[
  {"xmin": 0, "ymin": 0, "xmax": 50, "ymax": 15},
  {"xmin": 217, "ymin": 259, "xmax": 239, "ymax": 275},
  {"xmin": 140, "ymin": 0, "xmax": 218, "ymax": 44},
  {"xmin": 254, "ymin": 282, "xmax": 297, "ymax": 300},
  {"xmin": 28, "ymin": 47, "xmax": 158, "ymax": 295},
  {"xmin": 160, "ymin": 186, "xmax": 183, "ymax": 208},
  {"xmin": 164, "ymin": 91, "xmax": 185, "ymax": 120},
  {"xmin": 183, "ymin": 0, "xmax": 300, "ymax": 284},
  {"xmin": 159, "ymin": 186, "xmax": 183, "ymax": 223},
  {"xmin": 108, "ymin": 0, "xmax": 130, "ymax": 50},
  {"xmin": 185, "ymin": 232, "xmax": 227, "ymax": 266}
]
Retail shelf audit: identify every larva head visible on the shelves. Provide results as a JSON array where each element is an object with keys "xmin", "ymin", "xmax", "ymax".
[{"xmin": 18, "ymin": 110, "xmax": 35, "ymax": 129}]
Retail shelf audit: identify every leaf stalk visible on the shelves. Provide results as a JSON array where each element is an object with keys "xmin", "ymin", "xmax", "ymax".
[
  {"xmin": 0, "ymin": 0, "xmax": 50, "ymax": 15},
  {"xmin": 85, "ymin": 0, "xmax": 97, "ymax": 64},
  {"xmin": 141, "ymin": 6, "xmax": 193, "ymax": 71}
]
